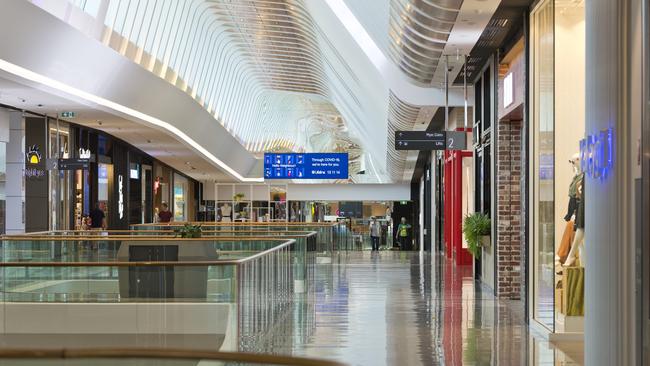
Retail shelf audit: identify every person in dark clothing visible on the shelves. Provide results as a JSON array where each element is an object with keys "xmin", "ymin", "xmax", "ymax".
[
  {"xmin": 158, "ymin": 202, "xmax": 173, "ymax": 223},
  {"xmin": 369, "ymin": 216, "xmax": 381, "ymax": 251},
  {"xmin": 89, "ymin": 203, "xmax": 106, "ymax": 230}
]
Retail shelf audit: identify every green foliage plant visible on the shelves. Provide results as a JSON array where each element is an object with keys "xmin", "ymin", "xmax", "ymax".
[
  {"xmin": 175, "ymin": 223, "xmax": 203, "ymax": 238},
  {"xmin": 462, "ymin": 213, "xmax": 491, "ymax": 258}
]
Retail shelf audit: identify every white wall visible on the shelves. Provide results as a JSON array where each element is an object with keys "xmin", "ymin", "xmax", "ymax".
[
  {"xmin": 554, "ymin": 8, "xmax": 586, "ymax": 251},
  {"xmin": 3, "ymin": 109, "xmax": 24, "ymax": 234},
  {"xmin": 287, "ymin": 183, "xmax": 410, "ymax": 201}
]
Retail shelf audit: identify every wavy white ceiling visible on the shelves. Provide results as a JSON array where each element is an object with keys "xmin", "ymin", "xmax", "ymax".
[{"xmin": 27, "ymin": 0, "xmax": 499, "ymax": 183}]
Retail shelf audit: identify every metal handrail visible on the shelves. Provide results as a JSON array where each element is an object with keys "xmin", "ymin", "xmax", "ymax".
[
  {"xmin": 0, "ymin": 238, "xmax": 295, "ymax": 267},
  {"xmin": 13, "ymin": 229, "xmax": 316, "ymax": 235},
  {"xmin": 0, "ymin": 348, "xmax": 346, "ymax": 366},
  {"xmin": 0, "ymin": 236, "xmax": 294, "ymax": 242},
  {"xmin": 130, "ymin": 221, "xmax": 341, "ymax": 227}
]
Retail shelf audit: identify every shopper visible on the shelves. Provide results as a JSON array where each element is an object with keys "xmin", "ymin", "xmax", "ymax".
[
  {"xmin": 395, "ymin": 217, "xmax": 412, "ymax": 250},
  {"xmin": 369, "ymin": 216, "xmax": 381, "ymax": 251},
  {"xmin": 89, "ymin": 203, "xmax": 106, "ymax": 230},
  {"xmin": 158, "ymin": 202, "xmax": 173, "ymax": 223}
]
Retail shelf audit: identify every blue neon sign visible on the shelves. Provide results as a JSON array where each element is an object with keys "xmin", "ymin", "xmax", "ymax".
[
  {"xmin": 580, "ymin": 127, "xmax": 613, "ymax": 180},
  {"xmin": 264, "ymin": 153, "xmax": 349, "ymax": 180}
]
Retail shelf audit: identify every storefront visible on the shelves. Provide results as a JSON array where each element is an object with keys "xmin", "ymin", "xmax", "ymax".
[
  {"xmin": 529, "ymin": 0, "xmax": 586, "ymax": 340},
  {"xmin": 472, "ymin": 58, "xmax": 495, "ymax": 284},
  {"xmin": 70, "ymin": 126, "xmax": 196, "ymax": 229},
  {"xmin": 210, "ymin": 183, "xmax": 288, "ymax": 223}
]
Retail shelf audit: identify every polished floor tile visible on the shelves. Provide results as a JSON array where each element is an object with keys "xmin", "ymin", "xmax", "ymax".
[{"xmin": 263, "ymin": 251, "xmax": 583, "ymax": 366}]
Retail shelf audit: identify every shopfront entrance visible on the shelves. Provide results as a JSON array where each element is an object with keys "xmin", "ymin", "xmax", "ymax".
[
  {"xmin": 529, "ymin": 0, "xmax": 586, "ymax": 344},
  {"xmin": 443, "ymin": 139, "xmax": 473, "ymax": 266}
]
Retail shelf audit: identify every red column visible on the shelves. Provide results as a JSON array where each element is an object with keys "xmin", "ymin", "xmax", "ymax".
[
  {"xmin": 454, "ymin": 151, "xmax": 474, "ymax": 265},
  {"xmin": 443, "ymin": 150, "xmax": 452, "ymax": 258},
  {"xmin": 444, "ymin": 129, "xmax": 473, "ymax": 265}
]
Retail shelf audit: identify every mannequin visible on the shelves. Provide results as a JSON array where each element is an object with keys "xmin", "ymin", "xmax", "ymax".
[
  {"xmin": 221, "ymin": 203, "xmax": 232, "ymax": 223},
  {"xmin": 555, "ymin": 154, "xmax": 582, "ymax": 271},
  {"xmin": 563, "ymin": 154, "xmax": 585, "ymax": 267}
]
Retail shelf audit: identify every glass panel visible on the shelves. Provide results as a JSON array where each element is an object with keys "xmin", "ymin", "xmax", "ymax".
[
  {"xmin": 532, "ymin": 0, "xmax": 555, "ymax": 330},
  {"xmin": 173, "ymin": 173, "xmax": 188, "ymax": 221},
  {"xmin": 554, "ymin": 0, "xmax": 586, "ymax": 333},
  {"xmin": 0, "ymin": 142, "xmax": 6, "ymax": 234}
]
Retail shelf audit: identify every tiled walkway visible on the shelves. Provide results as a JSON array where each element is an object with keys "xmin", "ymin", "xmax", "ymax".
[{"xmin": 272, "ymin": 251, "xmax": 582, "ymax": 366}]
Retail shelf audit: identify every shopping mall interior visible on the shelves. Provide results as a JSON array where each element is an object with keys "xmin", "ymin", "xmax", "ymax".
[{"xmin": 0, "ymin": 0, "xmax": 646, "ymax": 365}]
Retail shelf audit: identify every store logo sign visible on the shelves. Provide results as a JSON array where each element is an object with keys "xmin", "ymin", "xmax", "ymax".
[
  {"xmin": 580, "ymin": 128, "xmax": 613, "ymax": 180},
  {"xmin": 26, "ymin": 145, "xmax": 42, "ymax": 164},
  {"xmin": 24, "ymin": 167, "xmax": 46, "ymax": 178},
  {"xmin": 79, "ymin": 148, "xmax": 91, "ymax": 159},
  {"xmin": 118, "ymin": 175, "xmax": 124, "ymax": 219},
  {"xmin": 24, "ymin": 145, "xmax": 46, "ymax": 179}
]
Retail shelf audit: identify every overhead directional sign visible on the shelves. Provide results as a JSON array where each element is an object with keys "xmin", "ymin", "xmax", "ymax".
[
  {"xmin": 60, "ymin": 111, "xmax": 76, "ymax": 118},
  {"xmin": 395, "ymin": 131, "xmax": 467, "ymax": 151},
  {"xmin": 445, "ymin": 131, "xmax": 467, "ymax": 151},
  {"xmin": 264, "ymin": 153, "xmax": 348, "ymax": 179},
  {"xmin": 395, "ymin": 131, "xmax": 445, "ymax": 150},
  {"xmin": 58, "ymin": 158, "xmax": 90, "ymax": 170}
]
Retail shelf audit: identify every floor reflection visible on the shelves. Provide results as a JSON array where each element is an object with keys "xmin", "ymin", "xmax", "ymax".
[{"xmin": 260, "ymin": 251, "xmax": 583, "ymax": 366}]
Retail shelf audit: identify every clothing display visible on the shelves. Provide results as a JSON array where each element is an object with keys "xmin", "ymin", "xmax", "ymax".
[
  {"xmin": 564, "ymin": 173, "xmax": 584, "ymax": 223},
  {"xmin": 557, "ymin": 220, "xmax": 575, "ymax": 264},
  {"xmin": 568, "ymin": 173, "xmax": 582, "ymax": 198},
  {"xmin": 575, "ymin": 178, "xmax": 585, "ymax": 230},
  {"xmin": 564, "ymin": 228, "xmax": 585, "ymax": 267},
  {"xmin": 221, "ymin": 204, "xmax": 232, "ymax": 223},
  {"xmin": 563, "ymin": 267, "xmax": 585, "ymax": 316}
]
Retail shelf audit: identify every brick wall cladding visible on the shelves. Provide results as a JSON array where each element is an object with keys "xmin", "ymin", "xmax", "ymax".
[{"xmin": 496, "ymin": 119, "xmax": 523, "ymax": 300}]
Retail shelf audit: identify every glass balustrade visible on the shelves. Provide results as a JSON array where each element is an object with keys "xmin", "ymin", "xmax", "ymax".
[
  {"xmin": 0, "ymin": 235, "xmax": 299, "ymax": 352},
  {"xmin": 128, "ymin": 222, "xmax": 351, "ymax": 254}
]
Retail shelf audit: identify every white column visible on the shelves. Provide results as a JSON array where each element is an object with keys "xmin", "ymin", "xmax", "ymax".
[
  {"xmin": 5, "ymin": 110, "xmax": 24, "ymax": 234},
  {"xmin": 585, "ymin": 0, "xmax": 642, "ymax": 365}
]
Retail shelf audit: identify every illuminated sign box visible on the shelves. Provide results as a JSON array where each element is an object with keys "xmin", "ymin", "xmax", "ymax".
[{"xmin": 264, "ymin": 153, "xmax": 348, "ymax": 180}]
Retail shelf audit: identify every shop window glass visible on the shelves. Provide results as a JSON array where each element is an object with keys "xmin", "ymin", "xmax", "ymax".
[
  {"xmin": 0, "ymin": 143, "xmax": 6, "ymax": 234},
  {"xmin": 531, "ymin": 0, "xmax": 585, "ymax": 335},
  {"xmin": 173, "ymin": 173, "xmax": 188, "ymax": 221},
  {"xmin": 532, "ymin": 0, "xmax": 555, "ymax": 330}
]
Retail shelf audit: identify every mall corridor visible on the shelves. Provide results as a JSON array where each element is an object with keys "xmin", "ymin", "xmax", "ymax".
[
  {"xmin": 257, "ymin": 252, "xmax": 580, "ymax": 366},
  {"xmin": 0, "ymin": 0, "xmax": 647, "ymax": 364}
]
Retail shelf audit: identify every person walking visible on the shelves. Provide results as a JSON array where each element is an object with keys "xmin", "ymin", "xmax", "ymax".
[
  {"xmin": 395, "ymin": 217, "xmax": 412, "ymax": 250},
  {"xmin": 369, "ymin": 216, "xmax": 381, "ymax": 252}
]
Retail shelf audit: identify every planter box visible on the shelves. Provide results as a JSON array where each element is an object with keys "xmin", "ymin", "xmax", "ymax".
[{"xmin": 480, "ymin": 235, "xmax": 491, "ymax": 249}]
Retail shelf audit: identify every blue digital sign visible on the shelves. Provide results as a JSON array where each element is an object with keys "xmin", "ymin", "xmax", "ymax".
[
  {"xmin": 264, "ymin": 153, "xmax": 348, "ymax": 180},
  {"xmin": 580, "ymin": 127, "xmax": 614, "ymax": 181}
]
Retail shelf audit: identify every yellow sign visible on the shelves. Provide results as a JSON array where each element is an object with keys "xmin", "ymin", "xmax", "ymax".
[{"xmin": 26, "ymin": 145, "xmax": 42, "ymax": 164}]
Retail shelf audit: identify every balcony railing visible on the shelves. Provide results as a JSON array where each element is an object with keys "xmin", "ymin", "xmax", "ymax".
[
  {"xmin": 0, "ymin": 235, "xmax": 304, "ymax": 353},
  {"xmin": 0, "ymin": 348, "xmax": 346, "ymax": 365}
]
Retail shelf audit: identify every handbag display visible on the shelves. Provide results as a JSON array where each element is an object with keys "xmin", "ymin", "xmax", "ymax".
[{"xmin": 557, "ymin": 220, "xmax": 575, "ymax": 264}]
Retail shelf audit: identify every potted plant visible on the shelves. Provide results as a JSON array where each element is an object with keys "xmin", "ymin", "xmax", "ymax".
[
  {"xmin": 175, "ymin": 223, "xmax": 202, "ymax": 238},
  {"xmin": 462, "ymin": 212, "xmax": 491, "ymax": 258}
]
